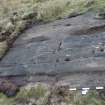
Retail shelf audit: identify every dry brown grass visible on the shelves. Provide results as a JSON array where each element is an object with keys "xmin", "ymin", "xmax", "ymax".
[{"xmin": 0, "ymin": 0, "xmax": 90, "ymax": 21}]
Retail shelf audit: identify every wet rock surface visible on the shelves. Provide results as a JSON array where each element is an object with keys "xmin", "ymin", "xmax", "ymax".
[{"xmin": 1, "ymin": 12, "xmax": 105, "ymax": 88}]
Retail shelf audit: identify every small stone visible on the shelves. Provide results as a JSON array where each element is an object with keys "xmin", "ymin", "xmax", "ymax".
[{"xmin": 64, "ymin": 57, "xmax": 71, "ymax": 62}]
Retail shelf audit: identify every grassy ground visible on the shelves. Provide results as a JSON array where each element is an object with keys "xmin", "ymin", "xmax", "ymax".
[
  {"xmin": 0, "ymin": 0, "xmax": 90, "ymax": 22},
  {"xmin": 0, "ymin": 83, "xmax": 104, "ymax": 105},
  {"xmin": 0, "ymin": 0, "xmax": 105, "ymax": 22}
]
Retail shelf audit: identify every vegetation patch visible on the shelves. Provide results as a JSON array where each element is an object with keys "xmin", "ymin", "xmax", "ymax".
[
  {"xmin": 37, "ymin": 0, "xmax": 98, "ymax": 21},
  {"xmin": 0, "ymin": 84, "xmax": 104, "ymax": 105},
  {"xmin": 49, "ymin": 86, "xmax": 105, "ymax": 105},
  {"xmin": 0, "ymin": 41, "xmax": 8, "ymax": 59},
  {"xmin": 0, "ymin": 83, "xmax": 50, "ymax": 105}
]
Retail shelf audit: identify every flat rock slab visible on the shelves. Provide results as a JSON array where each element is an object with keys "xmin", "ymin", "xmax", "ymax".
[{"xmin": 1, "ymin": 12, "xmax": 105, "ymax": 88}]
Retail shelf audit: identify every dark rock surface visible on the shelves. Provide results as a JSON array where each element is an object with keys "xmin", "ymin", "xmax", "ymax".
[{"xmin": 1, "ymin": 12, "xmax": 105, "ymax": 88}]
